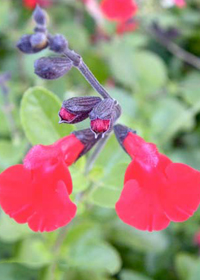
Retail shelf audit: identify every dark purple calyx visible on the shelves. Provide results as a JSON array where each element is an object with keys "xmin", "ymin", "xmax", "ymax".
[
  {"xmin": 59, "ymin": 96, "xmax": 102, "ymax": 124},
  {"xmin": 89, "ymin": 98, "xmax": 121, "ymax": 136}
]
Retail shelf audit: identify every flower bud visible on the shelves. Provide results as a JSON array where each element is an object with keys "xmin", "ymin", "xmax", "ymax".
[
  {"xmin": 33, "ymin": 5, "xmax": 47, "ymax": 26},
  {"xmin": 17, "ymin": 34, "xmax": 48, "ymax": 54},
  {"xmin": 49, "ymin": 34, "xmax": 68, "ymax": 53},
  {"xmin": 89, "ymin": 98, "xmax": 121, "ymax": 136},
  {"xmin": 30, "ymin": 32, "xmax": 48, "ymax": 49},
  {"xmin": 34, "ymin": 56, "xmax": 73, "ymax": 79},
  {"xmin": 59, "ymin": 96, "xmax": 102, "ymax": 124}
]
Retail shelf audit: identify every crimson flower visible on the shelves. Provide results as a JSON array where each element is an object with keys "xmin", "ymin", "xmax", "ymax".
[
  {"xmin": 116, "ymin": 19, "xmax": 138, "ymax": 35},
  {"xmin": 23, "ymin": 0, "xmax": 52, "ymax": 9},
  {"xmin": 174, "ymin": 0, "xmax": 186, "ymax": 8},
  {"xmin": 100, "ymin": 0, "xmax": 138, "ymax": 22},
  {"xmin": 114, "ymin": 125, "xmax": 200, "ymax": 231},
  {"xmin": 0, "ymin": 134, "xmax": 85, "ymax": 232}
]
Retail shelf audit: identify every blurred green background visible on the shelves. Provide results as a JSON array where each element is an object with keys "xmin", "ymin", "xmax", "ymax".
[{"xmin": 1, "ymin": 0, "xmax": 200, "ymax": 279}]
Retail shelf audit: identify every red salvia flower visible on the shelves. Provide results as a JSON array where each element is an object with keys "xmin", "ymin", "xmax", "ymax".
[
  {"xmin": 116, "ymin": 19, "xmax": 138, "ymax": 35},
  {"xmin": 100, "ymin": 0, "xmax": 138, "ymax": 22},
  {"xmin": 114, "ymin": 126, "xmax": 200, "ymax": 231},
  {"xmin": 0, "ymin": 134, "xmax": 84, "ymax": 232},
  {"xmin": 174, "ymin": 0, "xmax": 186, "ymax": 8},
  {"xmin": 23, "ymin": 0, "xmax": 52, "ymax": 9}
]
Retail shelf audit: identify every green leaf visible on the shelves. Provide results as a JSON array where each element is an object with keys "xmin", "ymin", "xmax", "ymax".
[
  {"xmin": 88, "ymin": 163, "xmax": 128, "ymax": 208},
  {"xmin": 0, "ymin": 140, "xmax": 27, "ymax": 172},
  {"xmin": 69, "ymin": 157, "xmax": 90, "ymax": 193},
  {"xmin": 120, "ymin": 269, "xmax": 153, "ymax": 280},
  {"xmin": 132, "ymin": 51, "xmax": 167, "ymax": 95},
  {"xmin": 106, "ymin": 39, "xmax": 137, "ymax": 88},
  {"xmin": 17, "ymin": 238, "xmax": 52, "ymax": 268},
  {"xmin": 67, "ymin": 241, "xmax": 121, "ymax": 275},
  {"xmin": 105, "ymin": 39, "xmax": 167, "ymax": 93},
  {"xmin": 88, "ymin": 186, "xmax": 121, "ymax": 208},
  {"xmin": 180, "ymin": 71, "xmax": 200, "ymax": 105},
  {"xmin": 62, "ymin": 221, "xmax": 121, "ymax": 274},
  {"xmin": 168, "ymin": 148, "xmax": 200, "ymax": 170},
  {"xmin": 0, "ymin": 212, "xmax": 31, "ymax": 243},
  {"xmin": 109, "ymin": 221, "xmax": 168, "ymax": 253},
  {"xmin": 0, "ymin": 1, "xmax": 11, "ymax": 32},
  {"xmin": 20, "ymin": 86, "xmax": 74, "ymax": 145},
  {"xmin": 57, "ymin": 269, "xmax": 112, "ymax": 280},
  {"xmin": 150, "ymin": 97, "xmax": 196, "ymax": 144},
  {"xmin": 175, "ymin": 253, "xmax": 199, "ymax": 280},
  {"xmin": 0, "ymin": 264, "xmax": 40, "ymax": 280}
]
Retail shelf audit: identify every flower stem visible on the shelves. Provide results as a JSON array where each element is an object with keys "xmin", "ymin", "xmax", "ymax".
[
  {"xmin": 64, "ymin": 48, "xmax": 111, "ymax": 99},
  {"xmin": 85, "ymin": 132, "xmax": 111, "ymax": 175}
]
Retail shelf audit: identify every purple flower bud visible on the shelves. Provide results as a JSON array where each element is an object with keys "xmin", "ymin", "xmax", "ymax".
[
  {"xmin": 30, "ymin": 33, "xmax": 48, "ymax": 49},
  {"xmin": 17, "ymin": 34, "xmax": 48, "ymax": 54},
  {"xmin": 59, "ymin": 96, "xmax": 102, "ymax": 124},
  {"xmin": 49, "ymin": 34, "xmax": 68, "ymax": 53},
  {"xmin": 89, "ymin": 98, "xmax": 121, "ymax": 136},
  {"xmin": 34, "ymin": 56, "xmax": 73, "ymax": 79},
  {"xmin": 33, "ymin": 5, "xmax": 47, "ymax": 26}
]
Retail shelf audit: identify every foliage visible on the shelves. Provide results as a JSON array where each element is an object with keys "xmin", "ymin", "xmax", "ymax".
[{"xmin": 1, "ymin": 0, "xmax": 200, "ymax": 279}]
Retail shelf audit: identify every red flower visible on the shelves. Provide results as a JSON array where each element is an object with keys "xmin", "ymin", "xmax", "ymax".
[
  {"xmin": 23, "ymin": 0, "xmax": 52, "ymax": 9},
  {"xmin": 115, "ymin": 129, "xmax": 200, "ymax": 231},
  {"xmin": 116, "ymin": 19, "xmax": 138, "ymax": 35},
  {"xmin": 174, "ymin": 0, "xmax": 186, "ymax": 8},
  {"xmin": 100, "ymin": 0, "xmax": 138, "ymax": 22},
  {"xmin": 0, "ymin": 134, "xmax": 84, "ymax": 232}
]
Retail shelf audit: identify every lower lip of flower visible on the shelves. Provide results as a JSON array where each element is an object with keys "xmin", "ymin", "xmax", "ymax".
[{"xmin": 90, "ymin": 119, "xmax": 110, "ymax": 133}]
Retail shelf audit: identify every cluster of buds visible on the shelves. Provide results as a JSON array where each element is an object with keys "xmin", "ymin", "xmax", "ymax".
[
  {"xmin": 1, "ymin": 5, "xmax": 200, "ymax": 233},
  {"xmin": 17, "ymin": 5, "xmax": 122, "ymax": 138}
]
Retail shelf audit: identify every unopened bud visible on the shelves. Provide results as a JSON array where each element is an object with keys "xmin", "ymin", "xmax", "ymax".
[
  {"xmin": 33, "ymin": 5, "xmax": 47, "ymax": 26},
  {"xmin": 17, "ymin": 34, "xmax": 48, "ymax": 54},
  {"xmin": 90, "ymin": 119, "xmax": 110, "ymax": 134},
  {"xmin": 89, "ymin": 98, "xmax": 121, "ymax": 136},
  {"xmin": 59, "ymin": 96, "xmax": 101, "ymax": 124},
  {"xmin": 30, "ymin": 32, "xmax": 48, "ymax": 49},
  {"xmin": 49, "ymin": 34, "xmax": 68, "ymax": 53},
  {"xmin": 34, "ymin": 56, "xmax": 73, "ymax": 79}
]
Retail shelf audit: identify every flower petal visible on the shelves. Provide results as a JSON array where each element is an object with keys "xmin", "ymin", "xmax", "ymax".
[
  {"xmin": 162, "ymin": 163, "xmax": 200, "ymax": 222},
  {"xmin": 24, "ymin": 134, "xmax": 84, "ymax": 170},
  {"xmin": 124, "ymin": 132, "xmax": 160, "ymax": 168},
  {"xmin": 0, "ymin": 163, "xmax": 76, "ymax": 232},
  {"xmin": 27, "ymin": 181, "xmax": 77, "ymax": 232},
  {"xmin": 101, "ymin": 0, "xmax": 138, "ymax": 22},
  {"xmin": 116, "ymin": 179, "xmax": 170, "ymax": 231}
]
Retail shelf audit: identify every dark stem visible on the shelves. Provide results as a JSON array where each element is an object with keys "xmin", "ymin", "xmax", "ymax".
[
  {"xmin": 64, "ymin": 48, "xmax": 111, "ymax": 99},
  {"xmin": 49, "ymin": 225, "xmax": 69, "ymax": 280},
  {"xmin": 85, "ymin": 133, "xmax": 111, "ymax": 174},
  {"xmin": 148, "ymin": 26, "xmax": 200, "ymax": 70}
]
